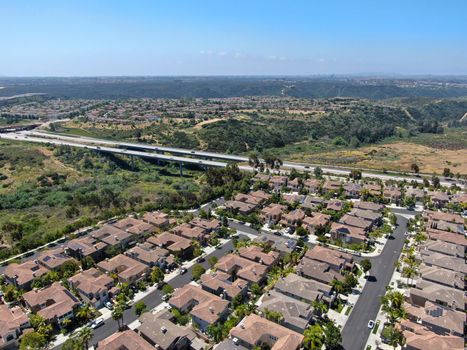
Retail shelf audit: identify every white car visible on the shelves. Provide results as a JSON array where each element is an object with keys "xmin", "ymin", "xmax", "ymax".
[
  {"xmin": 91, "ymin": 317, "xmax": 104, "ymax": 329},
  {"xmin": 368, "ymin": 320, "xmax": 375, "ymax": 329}
]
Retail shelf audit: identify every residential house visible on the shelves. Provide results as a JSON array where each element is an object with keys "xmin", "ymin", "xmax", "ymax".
[
  {"xmin": 426, "ymin": 228, "xmax": 467, "ymax": 248},
  {"xmin": 142, "ymin": 211, "xmax": 170, "ymax": 229},
  {"xmin": 3, "ymin": 260, "xmax": 48, "ymax": 290},
  {"xmin": 252, "ymin": 173, "xmax": 270, "ymax": 184},
  {"xmin": 215, "ymin": 254, "xmax": 268, "ymax": 285},
  {"xmin": 297, "ymin": 258, "xmax": 344, "ymax": 285},
  {"xmin": 97, "ymin": 330, "xmax": 154, "ymax": 350},
  {"xmin": 125, "ymin": 244, "xmax": 172, "ymax": 269},
  {"xmin": 451, "ymin": 193, "xmax": 467, "ymax": 205},
  {"xmin": 238, "ymin": 246, "xmax": 280, "ymax": 269},
  {"xmin": 405, "ymin": 188, "xmax": 425, "ymax": 202},
  {"xmin": 424, "ymin": 211, "xmax": 465, "ymax": 235},
  {"xmin": 269, "ymin": 176, "xmax": 288, "ymax": 191},
  {"xmin": 302, "ymin": 213, "xmax": 331, "ymax": 234},
  {"xmin": 92, "ymin": 224, "xmax": 134, "ymax": 250},
  {"xmin": 65, "ymin": 236, "xmax": 108, "ymax": 262},
  {"xmin": 427, "ymin": 191, "xmax": 450, "ymax": 208},
  {"xmin": 223, "ymin": 200, "xmax": 256, "ymax": 216},
  {"xmin": 326, "ymin": 199, "xmax": 343, "ymax": 212},
  {"xmin": 279, "ymin": 209, "xmax": 306, "ymax": 228},
  {"xmin": 420, "ymin": 251, "xmax": 467, "ymax": 274},
  {"xmin": 330, "ymin": 222, "xmax": 367, "ymax": 244},
  {"xmin": 287, "ymin": 178, "xmax": 301, "ymax": 192},
  {"xmin": 402, "ymin": 301, "xmax": 465, "ymax": 337},
  {"xmin": 343, "ymin": 182, "xmax": 361, "ymax": 198},
  {"xmin": 253, "ymin": 234, "xmax": 297, "ymax": 256},
  {"xmin": 172, "ymin": 223, "xmax": 208, "ymax": 245},
  {"xmin": 282, "ymin": 193, "xmax": 304, "ymax": 206},
  {"xmin": 112, "ymin": 217, "xmax": 155, "ymax": 239},
  {"xmin": 418, "ymin": 264, "xmax": 464, "ymax": 290},
  {"xmin": 68, "ymin": 268, "xmax": 115, "ymax": 308},
  {"xmin": 23, "ymin": 282, "xmax": 80, "ymax": 326},
  {"xmin": 36, "ymin": 248, "xmax": 78, "ymax": 272},
  {"xmin": 303, "ymin": 179, "xmax": 321, "ymax": 194},
  {"xmin": 168, "ymin": 285, "xmax": 229, "ymax": 331},
  {"xmin": 419, "ymin": 240, "xmax": 464, "ymax": 258},
  {"xmin": 190, "ymin": 217, "xmax": 221, "ymax": 233},
  {"xmin": 402, "ymin": 326, "xmax": 464, "ymax": 350},
  {"xmin": 362, "ymin": 184, "xmax": 382, "ymax": 197},
  {"xmin": 137, "ymin": 309, "xmax": 197, "ymax": 350},
  {"xmin": 250, "ymin": 190, "xmax": 271, "ymax": 203},
  {"xmin": 409, "ymin": 280, "xmax": 465, "ymax": 311},
  {"xmin": 261, "ymin": 203, "xmax": 287, "ymax": 225},
  {"xmin": 322, "ymin": 180, "xmax": 341, "ymax": 194},
  {"xmin": 97, "ymin": 254, "xmax": 149, "ymax": 284},
  {"xmin": 301, "ymin": 195, "xmax": 325, "ymax": 211},
  {"xmin": 0, "ymin": 305, "xmax": 30, "ymax": 349},
  {"xmin": 304, "ymin": 245, "xmax": 354, "ymax": 271},
  {"xmin": 383, "ymin": 187, "xmax": 402, "ymax": 204},
  {"xmin": 339, "ymin": 214, "xmax": 373, "ymax": 231},
  {"xmin": 353, "ymin": 201, "xmax": 384, "ymax": 212},
  {"xmin": 146, "ymin": 232, "xmax": 192, "ymax": 257},
  {"xmin": 274, "ymin": 273, "xmax": 333, "ymax": 304},
  {"xmin": 348, "ymin": 208, "xmax": 383, "ymax": 226},
  {"xmin": 258, "ymin": 290, "xmax": 314, "ymax": 333},
  {"xmin": 229, "ymin": 314, "xmax": 304, "ymax": 350},
  {"xmin": 200, "ymin": 271, "xmax": 248, "ymax": 301}
]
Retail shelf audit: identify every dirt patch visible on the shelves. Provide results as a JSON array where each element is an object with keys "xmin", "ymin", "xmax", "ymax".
[{"xmin": 293, "ymin": 142, "xmax": 467, "ymax": 175}]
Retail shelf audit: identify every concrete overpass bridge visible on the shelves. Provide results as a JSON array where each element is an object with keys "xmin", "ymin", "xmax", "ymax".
[{"xmin": 0, "ymin": 133, "xmax": 227, "ymax": 175}]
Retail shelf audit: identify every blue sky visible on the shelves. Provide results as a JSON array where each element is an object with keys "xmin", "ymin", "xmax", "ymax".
[{"xmin": 1, "ymin": 0, "xmax": 466, "ymax": 76}]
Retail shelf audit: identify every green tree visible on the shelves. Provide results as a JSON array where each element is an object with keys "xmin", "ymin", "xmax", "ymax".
[
  {"xmin": 381, "ymin": 291, "xmax": 406, "ymax": 325},
  {"xmin": 111, "ymin": 305, "xmax": 124, "ymax": 330},
  {"xmin": 314, "ymin": 167, "xmax": 323, "ymax": 179},
  {"xmin": 62, "ymin": 337, "xmax": 82, "ymax": 350},
  {"xmin": 410, "ymin": 163, "xmax": 419, "ymax": 174},
  {"xmin": 311, "ymin": 300, "xmax": 329, "ymax": 317},
  {"xmin": 295, "ymin": 225, "xmax": 308, "ymax": 237},
  {"xmin": 323, "ymin": 321, "xmax": 342, "ymax": 350},
  {"xmin": 162, "ymin": 283, "xmax": 174, "ymax": 295},
  {"xmin": 78, "ymin": 326, "xmax": 93, "ymax": 350},
  {"xmin": 19, "ymin": 331, "xmax": 47, "ymax": 350},
  {"xmin": 134, "ymin": 301, "xmax": 147, "ymax": 317},
  {"xmin": 76, "ymin": 304, "xmax": 94, "ymax": 322},
  {"xmin": 250, "ymin": 283, "xmax": 262, "ymax": 296},
  {"xmin": 381, "ymin": 324, "xmax": 406, "ymax": 350},
  {"xmin": 360, "ymin": 259, "xmax": 372, "ymax": 276},
  {"xmin": 208, "ymin": 255, "xmax": 218, "ymax": 268},
  {"xmin": 81, "ymin": 256, "xmax": 95, "ymax": 270},
  {"xmin": 191, "ymin": 264, "xmax": 206, "ymax": 280},
  {"xmin": 303, "ymin": 324, "xmax": 325, "ymax": 350},
  {"xmin": 150, "ymin": 266, "xmax": 164, "ymax": 284}
]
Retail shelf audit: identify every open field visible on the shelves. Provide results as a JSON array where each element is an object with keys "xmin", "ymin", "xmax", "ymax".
[{"xmin": 277, "ymin": 128, "xmax": 467, "ymax": 175}]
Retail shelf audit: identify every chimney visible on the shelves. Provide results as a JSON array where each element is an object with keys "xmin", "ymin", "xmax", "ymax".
[
  {"xmin": 161, "ymin": 326, "xmax": 167, "ymax": 334},
  {"xmin": 209, "ymin": 306, "xmax": 214, "ymax": 314}
]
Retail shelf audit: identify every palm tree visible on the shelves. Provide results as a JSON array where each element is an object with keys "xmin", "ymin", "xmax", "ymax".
[
  {"xmin": 112, "ymin": 306, "xmax": 124, "ymax": 330},
  {"xmin": 76, "ymin": 304, "xmax": 94, "ymax": 322},
  {"xmin": 78, "ymin": 326, "xmax": 93, "ymax": 350},
  {"xmin": 311, "ymin": 300, "xmax": 328, "ymax": 317},
  {"xmin": 402, "ymin": 266, "xmax": 417, "ymax": 286},
  {"xmin": 303, "ymin": 324, "xmax": 325, "ymax": 350}
]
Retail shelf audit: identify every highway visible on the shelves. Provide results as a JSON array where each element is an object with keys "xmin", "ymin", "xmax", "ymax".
[
  {"xmin": 0, "ymin": 133, "xmax": 227, "ymax": 168},
  {"xmin": 1, "ymin": 130, "xmax": 462, "ymax": 187}
]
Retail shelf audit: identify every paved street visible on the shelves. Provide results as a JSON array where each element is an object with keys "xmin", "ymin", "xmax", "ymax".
[{"xmin": 341, "ymin": 214, "xmax": 409, "ymax": 350}]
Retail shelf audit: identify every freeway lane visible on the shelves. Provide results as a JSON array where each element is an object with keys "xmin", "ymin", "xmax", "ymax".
[
  {"xmin": 5, "ymin": 130, "xmax": 462, "ymax": 187},
  {"xmin": 0, "ymin": 133, "xmax": 227, "ymax": 168},
  {"xmin": 59, "ymin": 239, "xmax": 236, "ymax": 349},
  {"xmin": 341, "ymin": 214, "xmax": 408, "ymax": 350}
]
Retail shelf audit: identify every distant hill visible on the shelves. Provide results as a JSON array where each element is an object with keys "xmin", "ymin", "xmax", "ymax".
[{"xmin": 0, "ymin": 76, "xmax": 467, "ymax": 99}]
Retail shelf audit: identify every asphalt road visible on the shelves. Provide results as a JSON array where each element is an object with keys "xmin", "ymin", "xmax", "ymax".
[{"xmin": 341, "ymin": 214, "xmax": 408, "ymax": 350}]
